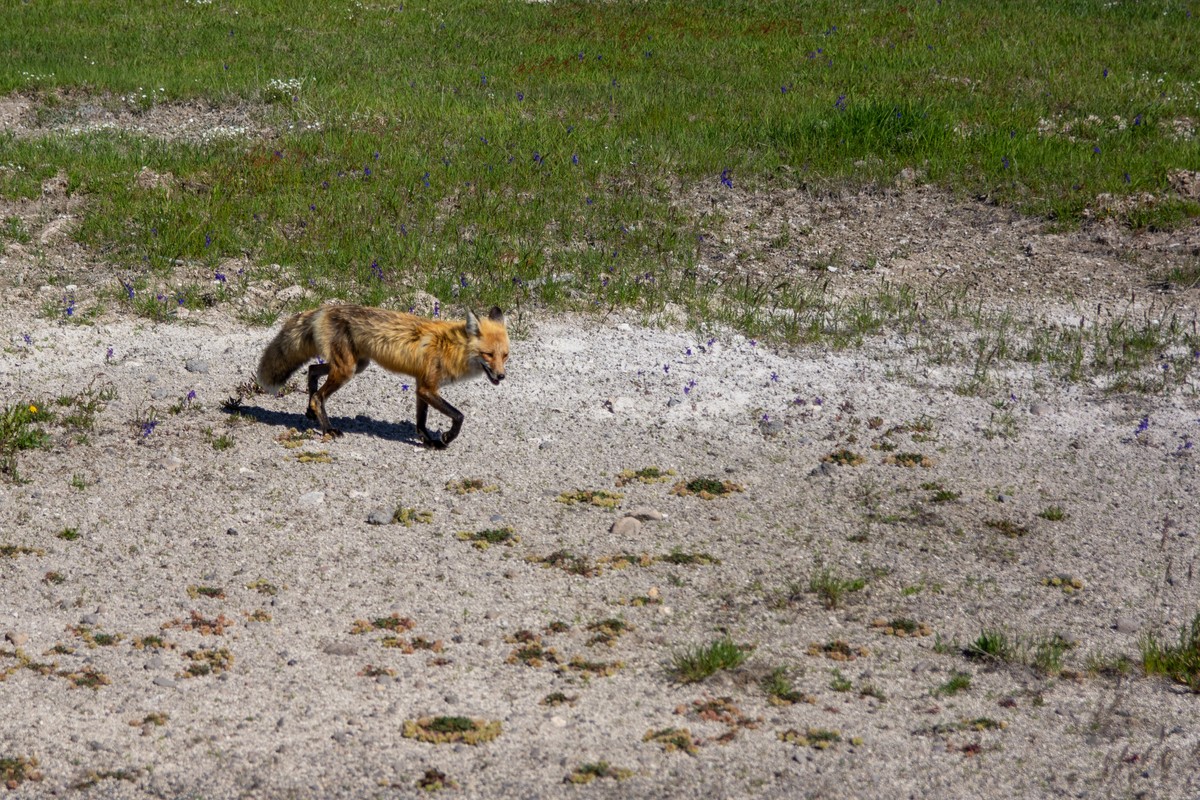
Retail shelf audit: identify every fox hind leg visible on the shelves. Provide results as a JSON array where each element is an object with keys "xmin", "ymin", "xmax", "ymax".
[
  {"xmin": 306, "ymin": 352, "xmax": 356, "ymax": 437},
  {"xmin": 306, "ymin": 363, "xmax": 330, "ymax": 422}
]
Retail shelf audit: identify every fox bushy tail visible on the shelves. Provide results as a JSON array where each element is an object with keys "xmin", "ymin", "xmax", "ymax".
[{"xmin": 256, "ymin": 309, "xmax": 320, "ymax": 393}]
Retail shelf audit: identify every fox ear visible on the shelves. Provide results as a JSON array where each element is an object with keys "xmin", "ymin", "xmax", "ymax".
[
  {"xmin": 465, "ymin": 309, "xmax": 480, "ymax": 338},
  {"xmin": 487, "ymin": 306, "xmax": 505, "ymax": 323}
]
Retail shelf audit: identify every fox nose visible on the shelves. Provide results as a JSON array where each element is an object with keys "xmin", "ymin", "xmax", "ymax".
[{"xmin": 496, "ymin": 373, "xmax": 505, "ymax": 381}]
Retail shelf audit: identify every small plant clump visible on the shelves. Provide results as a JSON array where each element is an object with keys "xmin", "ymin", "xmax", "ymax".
[
  {"xmin": 1043, "ymin": 574, "xmax": 1085, "ymax": 594},
  {"xmin": 823, "ymin": 449, "xmax": 866, "ymax": 467},
  {"xmin": 556, "ymin": 489, "xmax": 624, "ymax": 508},
  {"xmin": 246, "ymin": 578, "xmax": 279, "ymax": 596},
  {"xmin": 1141, "ymin": 612, "xmax": 1200, "ymax": 692},
  {"xmin": 763, "ymin": 667, "xmax": 815, "ymax": 706},
  {"xmin": 0, "ymin": 400, "xmax": 53, "ymax": 482},
  {"xmin": 186, "ymin": 585, "xmax": 226, "ymax": 600},
  {"xmin": 1, "ymin": 755, "xmax": 44, "ymax": 789},
  {"xmin": 392, "ymin": 506, "xmax": 434, "ymax": 526},
  {"xmin": 586, "ymin": 618, "xmax": 632, "ymax": 648},
  {"xmin": 505, "ymin": 631, "xmax": 560, "ymax": 668},
  {"xmin": 275, "ymin": 427, "xmax": 318, "ymax": 449},
  {"xmin": 57, "ymin": 527, "xmax": 80, "ymax": 541},
  {"xmin": 658, "ymin": 549, "xmax": 720, "ymax": 566},
  {"xmin": 445, "ymin": 478, "xmax": 498, "ymax": 495},
  {"xmin": 671, "ymin": 477, "xmax": 743, "ymax": 499},
  {"xmin": 643, "ymin": 727, "xmax": 699, "ymax": 755},
  {"xmin": 615, "ymin": 466, "xmax": 676, "ymax": 486},
  {"xmin": 985, "ymin": 518, "xmax": 1030, "ymax": 538},
  {"xmin": 871, "ymin": 617, "xmax": 933, "ymax": 637},
  {"xmin": 540, "ymin": 692, "xmax": 577, "ymax": 707},
  {"xmin": 351, "ymin": 614, "xmax": 416, "ymax": 635},
  {"xmin": 402, "ymin": 716, "xmax": 501, "ymax": 745},
  {"xmin": 807, "ymin": 640, "xmax": 869, "ymax": 662},
  {"xmin": 778, "ymin": 728, "xmax": 852, "ymax": 750},
  {"xmin": 59, "ymin": 665, "xmax": 112, "ymax": 690},
  {"xmin": 885, "ymin": 452, "xmax": 935, "ymax": 468},
  {"xmin": 0, "ymin": 544, "xmax": 43, "ymax": 559},
  {"xmin": 416, "ymin": 769, "xmax": 458, "ymax": 791},
  {"xmin": 559, "ymin": 656, "xmax": 624, "ymax": 677},
  {"xmin": 965, "ymin": 630, "xmax": 1016, "ymax": 663},
  {"xmin": 295, "ymin": 450, "xmax": 332, "ymax": 464},
  {"xmin": 670, "ymin": 638, "xmax": 750, "ymax": 683},
  {"xmin": 457, "ymin": 527, "xmax": 519, "ymax": 550},
  {"xmin": 566, "ymin": 761, "xmax": 634, "ymax": 785},
  {"xmin": 181, "ymin": 647, "xmax": 234, "ymax": 678},
  {"xmin": 1037, "ymin": 505, "xmax": 1068, "ymax": 521},
  {"xmin": 808, "ymin": 568, "xmax": 867, "ymax": 609},
  {"xmin": 934, "ymin": 672, "xmax": 973, "ymax": 697},
  {"xmin": 357, "ymin": 664, "xmax": 397, "ymax": 678}
]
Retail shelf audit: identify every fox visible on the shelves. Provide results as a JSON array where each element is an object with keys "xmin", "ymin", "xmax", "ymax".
[{"xmin": 256, "ymin": 304, "xmax": 509, "ymax": 448}]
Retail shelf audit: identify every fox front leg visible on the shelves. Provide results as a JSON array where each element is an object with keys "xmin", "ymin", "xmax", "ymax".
[{"xmin": 415, "ymin": 388, "xmax": 464, "ymax": 449}]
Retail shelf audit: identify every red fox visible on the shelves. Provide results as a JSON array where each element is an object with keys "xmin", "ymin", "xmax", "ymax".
[{"xmin": 256, "ymin": 304, "xmax": 509, "ymax": 448}]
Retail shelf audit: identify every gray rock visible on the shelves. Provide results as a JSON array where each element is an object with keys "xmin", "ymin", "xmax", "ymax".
[
  {"xmin": 809, "ymin": 461, "xmax": 836, "ymax": 478},
  {"xmin": 185, "ymin": 359, "xmax": 209, "ymax": 374},
  {"xmin": 667, "ymin": 396, "xmax": 682, "ymax": 407},
  {"xmin": 152, "ymin": 676, "xmax": 177, "ymax": 689},
  {"xmin": 996, "ymin": 493, "xmax": 1014, "ymax": 503},
  {"xmin": 80, "ymin": 613, "xmax": 100, "ymax": 625},
  {"xmin": 489, "ymin": 514, "xmax": 505, "ymax": 524},
  {"xmin": 322, "ymin": 640, "xmax": 359, "ymax": 657},
  {"xmin": 144, "ymin": 656, "xmax": 164, "ymax": 671},
  {"xmin": 4, "ymin": 631, "xmax": 28, "ymax": 647},
  {"xmin": 226, "ymin": 528, "xmax": 239, "ymax": 536},
  {"xmin": 610, "ymin": 516, "xmax": 641, "ymax": 536},
  {"xmin": 1029, "ymin": 401, "xmax": 1051, "ymax": 416},
  {"xmin": 299, "ymin": 491, "xmax": 324, "ymax": 507},
  {"xmin": 625, "ymin": 505, "xmax": 665, "ymax": 522},
  {"xmin": 1115, "ymin": 616, "xmax": 1140, "ymax": 634},
  {"xmin": 366, "ymin": 509, "xmax": 391, "ymax": 526},
  {"xmin": 538, "ymin": 440, "xmax": 553, "ymax": 450},
  {"xmin": 151, "ymin": 387, "xmax": 170, "ymax": 400},
  {"xmin": 759, "ymin": 418, "xmax": 785, "ymax": 437}
]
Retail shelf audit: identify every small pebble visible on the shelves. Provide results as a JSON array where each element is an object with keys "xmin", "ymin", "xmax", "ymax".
[
  {"xmin": 1030, "ymin": 401, "xmax": 1051, "ymax": 416},
  {"xmin": 144, "ymin": 656, "xmax": 164, "ymax": 671},
  {"xmin": 1115, "ymin": 616, "xmax": 1140, "ymax": 634},
  {"xmin": 80, "ymin": 613, "xmax": 100, "ymax": 625},
  {"xmin": 759, "ymin": 418, "xmax": 785, "ymax": 437},
  {"xmin": 299, "ymin": 491, "xmax": 324, "ymax": 506},
  {"xmin": 489, "ymin": 514, "xmax": 505, "ymax": 524},
  {"xmin": 366, "ymin": 509, "xmax": 391, "ymax": 526},
  {"xmin": 152, "ymin": 676, "xmax": 177, "ymax": 689},
  {"xmin": 226, "ymin": 528, "xmax": 239, "ymax": 536},
  {"xmin": 996, "ymin": 493, "xmax": 1014, "ymax": 503},
  {"xmin": 185, "ymin": 359, "xmax": 209, "ymax": 374},
  {"xmin": 4, "ymin": 631, "xmax": 28, "ymax": 647},
  {"xmin": 151, "ymin": 387, "xmax": 170, "ymax": 400}
]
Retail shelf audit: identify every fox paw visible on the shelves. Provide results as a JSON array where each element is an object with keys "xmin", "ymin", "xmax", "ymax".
[
  {"xmin": 421, "ymin": 434, "xmax": 448, "ymax": 450},
  {"xmin": 322, "ymin": 428, "xmax": 344, "ymax": 439}
]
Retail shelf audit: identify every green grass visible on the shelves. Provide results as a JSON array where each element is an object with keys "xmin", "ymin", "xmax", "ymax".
[
  {"xmin": 934, "ymin": 671, "xmax": 972, "ymax": 697},
  {"xmin": 0, "ymin": 1, "xmax": 1196, "ymax": 343},
  {"xmin": 0, "ymin": 401, "xmax": 53, "ymax": 481},
  {"xmin": 1141, "ymin": 612, "xmax": 1200, "ymax": 692},
  {"xmin": 670, "ymin": 637, "xmax": 750, "ymax": 683},
  {"xmin": 808, "ymin": 567, "xmax": 867, "ymax": 610}
]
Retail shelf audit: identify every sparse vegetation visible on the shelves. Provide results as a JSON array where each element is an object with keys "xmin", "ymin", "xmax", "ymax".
[
  {"xmin": 670, "ymin": 638, "xmax": 750, "ymax": 683},
  {"xmin": 1141, "ymin": 612, "xmax": 1200, "ymax": 692},
  {"xmin": 672, "ymin": 477, "xmax": 743, "ymax": 499},
  {"xmin": 556, "ymin": 489, "xmax": 624, "ymax": 508},
  {"xmin": 403, "ymin": 717, "xmax": 501, "ymax": 745},
  {"xmin": 808, "ymin": 568, "xmax": 866, "ymax": 610}
]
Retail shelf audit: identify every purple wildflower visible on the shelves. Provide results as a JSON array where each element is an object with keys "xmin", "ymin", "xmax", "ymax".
[
  {"xmin": 720, "ymin": 168, "xmax": 733, "ymax": 189},
  {"xmin": 215, "ymin": 272, "xmax": 226, "ymax": 283},
  {"xmin": 1137, "ymin": 415, "xmax": 1150, "ymax": 433}
]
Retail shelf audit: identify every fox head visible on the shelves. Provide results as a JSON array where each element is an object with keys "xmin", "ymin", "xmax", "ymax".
[{"xmin": 465, "ymin": 306, "xmax": 509, "ymax": 386}]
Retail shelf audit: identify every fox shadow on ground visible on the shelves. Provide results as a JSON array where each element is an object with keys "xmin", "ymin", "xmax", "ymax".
[{"xmin": 222, "ymin": 403, "xmax": 426, "ymax": 446}]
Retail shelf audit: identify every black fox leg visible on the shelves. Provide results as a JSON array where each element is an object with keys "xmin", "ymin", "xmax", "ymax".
[
  {"xmin": 306, "ymin": 363, "xmax": 330, "ymax": 421},
  {"xmin": 307, "ymin": 354, "xmax": 355, "ymax": 437},
  {"xmin": 416, "ymin": 387, "xmax": 464, "ymax": 448}
]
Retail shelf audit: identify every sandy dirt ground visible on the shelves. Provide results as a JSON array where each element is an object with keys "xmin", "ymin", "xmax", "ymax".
[{"xmin": 2, "ymin": 95, "xmax": 1200, "ymax": 799}]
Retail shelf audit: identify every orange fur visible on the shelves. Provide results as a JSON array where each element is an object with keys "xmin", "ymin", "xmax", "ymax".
[{"xmin": 257, "ymin": 304, "xmax": 509, "ymax": 447}]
